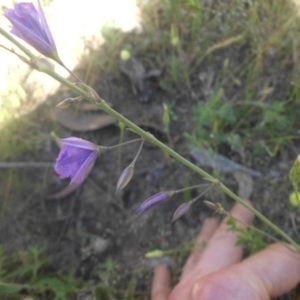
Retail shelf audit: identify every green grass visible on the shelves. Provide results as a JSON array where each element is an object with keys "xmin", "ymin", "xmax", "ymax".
[{"xmin": 0, "ymin": 246, "xmax": 82, "ymax": 299}]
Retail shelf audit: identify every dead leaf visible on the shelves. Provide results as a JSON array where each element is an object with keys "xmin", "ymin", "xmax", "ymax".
[
  {"xmin": 144, "ymin": 69, "xmax": 162, "ymax": 78},
  {"xmin": 233, "ymin": 171, "xmax": 254, "ymax": 200},
  {"xmin": 53, "ymin": 108, "xmax": 117, "ymax": 132}
]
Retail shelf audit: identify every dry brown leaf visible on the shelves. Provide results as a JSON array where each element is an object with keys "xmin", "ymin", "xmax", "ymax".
[
  {"xmin": 233, "ymin": 171, "xmax": 254, "ymax": 200},
  {"xmin": 53, "ymin": 108, "xmax": 117, "ymax": 132}
]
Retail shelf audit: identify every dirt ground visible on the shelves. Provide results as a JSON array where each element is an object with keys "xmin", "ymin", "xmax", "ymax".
[{"xmin": 1, "ymin": 27, "xmax": 299, "ymax": 300}]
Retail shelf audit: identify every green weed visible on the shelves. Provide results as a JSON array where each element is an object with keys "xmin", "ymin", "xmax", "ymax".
[{"xmin": 0, "ymin": 246, "xmax": 83, "ymax": 299}]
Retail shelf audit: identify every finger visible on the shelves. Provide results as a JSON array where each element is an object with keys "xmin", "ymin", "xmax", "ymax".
[
  {"xmin": 151, "ymin": 265, "xmax": 171, "ymax": 300},
  {"xmin": 181, "ymin": 218, "xmax": 219, "ymax": 280},
  {"xmin": 189, "ymin": 243, "xmax": 300, "ymax": 300},
  {"xmin": 238, "ymin": 243, "xmax": 300, "ymax": 297},
  {"xmin": 168, "ymin": 202, "xmax": 254, "ymax": 300},
  {"xmin": 191, "ymin": 202, "xmax": 254, "ymax": 276}
]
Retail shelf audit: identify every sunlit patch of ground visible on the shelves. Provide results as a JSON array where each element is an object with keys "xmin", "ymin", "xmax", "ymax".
[{"xmin": 0, "ymin": 0, "xmax": 141, "ymax": 124}]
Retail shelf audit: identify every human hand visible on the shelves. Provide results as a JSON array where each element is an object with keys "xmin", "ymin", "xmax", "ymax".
[{"xmin": 151, "ymin": 203, "xmax": 300, "ymax": 300}]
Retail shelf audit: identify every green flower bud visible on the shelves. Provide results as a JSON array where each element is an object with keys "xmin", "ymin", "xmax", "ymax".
[{"xmin": 145, "ymin": 249, "xmax": 165, "ymax": 258}]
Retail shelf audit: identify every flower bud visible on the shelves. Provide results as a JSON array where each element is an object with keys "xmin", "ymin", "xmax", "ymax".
[
  {"xmin": 136, "ymin": 191, "xmax": 174, "ymax": 215},
  {"xmin": 145, "ymin": 249, "xmax": 165, "ymax": 258},
  {"xmin": 203, "ymin": 200, "xmax": 226, "ymax": 215},
  {"xmin": 56, "ymin": 96, "xmax": 81, "ymax": 108},
  {"xmin": 120, "ymin": 49, "xmax": 131, "ymax": 61},
  {"xmin": 116, "ymin": 165, "xmax": 134, "ymax": 194},
  {"xmin": 290, "ymin": 192, "xmax": 300, "ymax": 207},
  {"xmin": 171, "ymin": 202, "xmax": 191, "ymax": 222}
]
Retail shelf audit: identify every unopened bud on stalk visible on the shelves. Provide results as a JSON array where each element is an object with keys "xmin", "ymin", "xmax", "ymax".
[
  {"xmin": 171, "ymin": 202, "xmax": 191, "ymax": 222},
  {"xmin": 115, "ymin": 140, "xmax": 144, "ymax": 194},
  {"xmin": 289, "ymin": 155, "xmax": 300, "ymax": 184},
  {"xmin": 116, "ymin": 165, "xmax": 134, "ymax": 194},
  {"xmin": 120, "ymin": 49, "xmax": 131, "ymax": 61},
  {"xmin": 145, "ymin": 249, "xmax": 165, "ymax": 258},
  {"xmin": 203, "ymin": 200, "xmax": 226, "ymax": 215},
  {"xmin": 289, "ymin": 192, "xmax": 300, "ymax": 207},
  {"xmin": 56, "ymin": 96, "xmax": 82, "ymax": 108},
  {"xmin": 136, "ymin": 191, "xmax": 175, "ymax": 215}
]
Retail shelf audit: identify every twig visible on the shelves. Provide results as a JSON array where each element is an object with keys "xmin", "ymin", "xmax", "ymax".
[{"xmin": 0, "ymin": 162, "xmax": 53, "ymax": 169}]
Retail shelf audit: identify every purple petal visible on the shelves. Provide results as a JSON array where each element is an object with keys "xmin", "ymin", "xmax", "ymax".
[
  {"xmin": 37, "ymin": 0, "xmax": 56, "ymax": 50},
  {"xmin": 136, "ymin": 191, "xmax": 173, "ymax": 215},
  {"xmin": 54, "ymin": 137, "xmax": 98, "ymax": 184},
  {"xmin": 57, "ymin": 137, "xmax": 98, "ymax": 151},
  {"xmin": 70, "ymin": 151, "xmax": 98, "ymax": 184},
  {"xmin": 55, "ymin": 149, "xmax": 93, "ymax": 178}
]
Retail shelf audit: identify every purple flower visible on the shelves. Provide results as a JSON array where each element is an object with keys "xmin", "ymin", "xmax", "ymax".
[
  {"xmin": 55, "ymin": 137, "xmax": 99, "ymax": 185},
  {"xmin": 136, "ymin": 191, "xmax": 174, "ymax": 215},
  {"xmin": 4, "ymin": 0, "xmax": 59, "ymax": 60}
]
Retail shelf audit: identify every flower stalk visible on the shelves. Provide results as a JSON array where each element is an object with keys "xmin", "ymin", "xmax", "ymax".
[
  {"xmin": 115, "ymin": 139, "xmax": 145, "ymax": 194},
  {"xmin": 1, "ymin": 26, "xmax": 299, "ymax": 251},
  {"xmin": 98, "ymin": 138, "xmax": 142, "ymax": 152}
]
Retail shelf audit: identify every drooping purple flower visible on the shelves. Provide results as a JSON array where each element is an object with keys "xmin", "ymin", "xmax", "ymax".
[
  {"xmin": 55, "ymin": 137, "xmax": 99, "ymax": 185},
  {"xmin": 136, "ymin": 191, "xmax": 174, "ymax": 215},
  {"xmin": 4, "ymin": 0, "xmax": 60, "ymax": 60}
]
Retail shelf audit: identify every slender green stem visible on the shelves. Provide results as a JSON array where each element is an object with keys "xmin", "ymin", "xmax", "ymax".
[
  {"xmin": 99, "ymin": 138, "xmax": 142, "ymax": 152},
  {"xmin": 188, "ymin": 185, "xmax": 214, "ymax": 204},
  {"xmin": 1, "ymin": 28, "xmax": 299, "ymax": 250},
  {"xmin": 131, "ymin": 140, "xmax": 145, "ymax": 165},
  {"xmin": 35, "ymin": 77, "xmax": 300, "ymax": 250},
  {"xmin": 223, "ymin": 184, "xmax": 299, "ymax": 250},
  {"xmin": 60, "ymin": 61, "xmax": 84, "ymax": 83},
  {"xmin": 98, "ymin": 101, "xmax": 300, "ymax": 251},
  {"xmin": 174, "ymin": 184, "xmax": 210, "ymax": 194},
  {"xmin": 118, "ymin": 122, "xmax": 126, "ymax": 170},
  {"xmin": 39, "ymin": 66, "xmax": 89, "ymax": 98},
  {"xmin": 232, "ymin": 216, "xmax": 282, "ymax": 246},
  {"xmin": 0, "ymin": 27, "xmax": 35, "ymax": 60}
]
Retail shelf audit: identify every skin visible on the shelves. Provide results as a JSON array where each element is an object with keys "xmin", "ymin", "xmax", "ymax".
[{"xmin": 151, "ymin": 203, "xmax": 300, "ymax": 300}]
